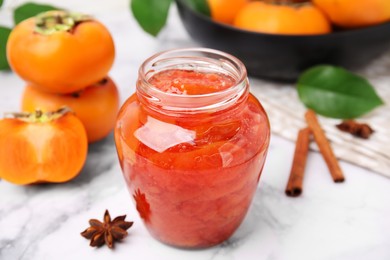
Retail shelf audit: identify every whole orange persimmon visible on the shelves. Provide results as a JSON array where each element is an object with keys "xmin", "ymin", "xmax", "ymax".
[
  {"xmin": 313, "ymin": 0, "xmax": 390, "ymax": 28},
  {"xmin": 233, "ymin": 1, "xmax": 331, "ymax": 35},
  {"xmin": 0, "ymin": 108, "xmax": 88, "ymax": 185},
  {"xmin": 7, "ymin": 10, "xmax": 115, "ymax": 94},
  {"xmin": 21, "ymin": 77, "xmax": 120, "ymax": 143},
  {"xmin": 208, "ymin": 0, "xmax": 250, "ymax": 24}
]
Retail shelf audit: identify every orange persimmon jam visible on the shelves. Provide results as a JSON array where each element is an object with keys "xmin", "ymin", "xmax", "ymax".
[{"xmin": 115, "ymin": 48, "xmax": 270, "ymax": 248}]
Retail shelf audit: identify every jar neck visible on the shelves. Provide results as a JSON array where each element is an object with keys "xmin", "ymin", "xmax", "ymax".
[{"xmin": 136, "ymin": 48, "xmax": 249, "ymax": 116}]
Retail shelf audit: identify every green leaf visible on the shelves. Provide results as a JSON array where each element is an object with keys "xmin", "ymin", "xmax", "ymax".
[
  {"xmin": 179, "ymin": 0, "xmax": 210, "ymax": 16},
  {"xmin": 0, "ymin": 26, "xmax": 11, "ymax": 70},
  {"xmin": 131, "ymin": 0, "xmax": 173, "ymax": 36},
  {"xmin": 297, "ymin": 65, "xmax": 384, "ymax": 119},
  {"xmin": 0, "ymin": 0, "xmax": 3, "ymax": 8},
  {"xmin": 14, "ymin": 2, "xmax": 61, "ymax": 25}
]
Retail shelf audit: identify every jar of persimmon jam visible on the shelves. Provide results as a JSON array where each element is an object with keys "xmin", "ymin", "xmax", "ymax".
[{"xmin": 115, "ymin": 48, "xmax": 270, "ymax": 248}]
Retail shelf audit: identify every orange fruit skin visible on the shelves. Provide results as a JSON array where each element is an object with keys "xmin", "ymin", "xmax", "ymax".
[
  {"xmin": 313, "ymin": 0, "xmax": 390, "ymax": 28},
  {"xmin": 21, "ymin": 77, "xmax": 120, "ymax": 143},
  {"xmin": 0, "ymin": 113, "xmax": 88, "ymax": 185},
  {"xmin": 233, "ymin": 2, "xmax": 331, "ymax": 35},
  {"xmin": 208, "ymin": 0, "xmax": 250, "ymax": 24},
  {"xmin": 7, "ymin": 16, "xmax": 115, "ymax": 94}
]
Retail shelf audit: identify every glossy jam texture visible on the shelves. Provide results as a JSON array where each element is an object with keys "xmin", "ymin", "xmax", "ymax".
[
  {"xmin": 148, "ymin": 69, "xmax": 236, "ymax": 94},
  {"xmin": 115, "ymin": 69, "xmax": 270, "ymax": 248}
]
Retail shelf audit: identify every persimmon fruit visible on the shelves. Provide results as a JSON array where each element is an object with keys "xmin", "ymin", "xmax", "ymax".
[
  {"xmin": 208, "ymin": 0, "xmax": 250, "ymax": 24},
  {"xmin": 0, "ymin": 108, "xmax": 88, "ymax": 185},
  {"xmin": 312, "ymin": 0, "xmax": 390, "ymax": 28},
  {"xmin": 6, "ymin": 10, "xmax": 115, "ymax": 94},
  {"xmin": 233, "ymin": 1, "xmax": 331, "ymax": 35},
  {"xmin": 21, "ymin": 77, "xmax": 120, "ymax": 143}
]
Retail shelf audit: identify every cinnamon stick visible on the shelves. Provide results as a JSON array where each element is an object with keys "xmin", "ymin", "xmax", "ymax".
[
  {"xmin": 286, "ymin": 127, "xmax": 311, "ymax": 197},
  {"xmin": 305, "ymin": 110, "xmax": 345, "ymax": 182}
]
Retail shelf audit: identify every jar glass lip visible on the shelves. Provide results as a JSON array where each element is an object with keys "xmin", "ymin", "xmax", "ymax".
[
  {"xmin": 137, "ymin": 48, "xmax": 247, "ymax": 99},
  {"xmin": 137, "ymin": 48, "xmax": 249, "ymax": 113}
]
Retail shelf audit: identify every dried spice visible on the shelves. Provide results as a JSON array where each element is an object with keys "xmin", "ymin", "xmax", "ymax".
[
  {"xmin": 81, "ymin": 210, "xmax": 133, "ymax": 249},
  {"xmin": 286, "ymin": 110, "xmax": 346, "ymax": 197},
  {"xmin": 285, "ymin": 127, "xmax": 311, "ymax": 197},
  {"xmin": 306, "ymin": 110, "xmax": 345, "ymax": 183},
  {"xmin": 336, "ymin": 120, "xmax": 374, "ymax": 139}
]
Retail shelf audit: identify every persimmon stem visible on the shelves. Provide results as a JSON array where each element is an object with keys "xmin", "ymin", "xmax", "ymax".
[
  {"xmin": 34, "ymin": 11, "xmax": 91, "ymax": 35},
  {"xmin": 35, "ymin": 110, "xmax": 43, "ymax": 118},
  {"xmin": 4, "ymin": 107, "xmax": 73, "ymax": 123}
]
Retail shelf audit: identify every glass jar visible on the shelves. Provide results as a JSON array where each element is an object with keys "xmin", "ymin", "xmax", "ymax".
[{"xmin": 114, "ymin": 48, "xmax": 270, "ymax": 248}]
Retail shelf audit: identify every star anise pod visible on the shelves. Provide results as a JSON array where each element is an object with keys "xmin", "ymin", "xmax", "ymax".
[
  {"xmin": 336, "ymin": 120, "xmax": 374, "ymax": 139},
  {"xmin": 81, "ymin": 210, "xmax": 133, "ymax": 249}
]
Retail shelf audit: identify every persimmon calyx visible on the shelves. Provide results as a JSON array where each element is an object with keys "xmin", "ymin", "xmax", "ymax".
[
  {"xmin": 4, "ymin": 107, "xmax": 73, "ymax": 123},
  {"xmin": 34, "ymin": 10, "xmax": 91, "ymax": 35}
]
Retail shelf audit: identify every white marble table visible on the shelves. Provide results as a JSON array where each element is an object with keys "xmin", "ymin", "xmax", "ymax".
[{"xmin": 1, "ymin": 1, "xmax": 390, "ymax": 259}]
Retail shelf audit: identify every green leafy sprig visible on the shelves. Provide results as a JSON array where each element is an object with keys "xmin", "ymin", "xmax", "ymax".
[
  {"xmin": 130, "ymin": 0, "xmax": 209, "ymax": 36},
  {"xmin": 0, "ymin": 26, "xmax": 11, "ymax": 70},
  {"xmin": 297, "ymin": 65, "xmax": 384, "ymax": 119}
]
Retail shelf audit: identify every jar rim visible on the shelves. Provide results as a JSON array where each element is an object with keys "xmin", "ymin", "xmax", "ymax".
[{"xmin": 137, "ymin": 48, "xmax": 249, "ymax": 113}]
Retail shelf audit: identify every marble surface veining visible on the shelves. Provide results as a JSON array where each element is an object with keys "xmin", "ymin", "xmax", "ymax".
[{"xmin": 1, "ymin": 1, "xmax": 390, "ymax": 259}]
